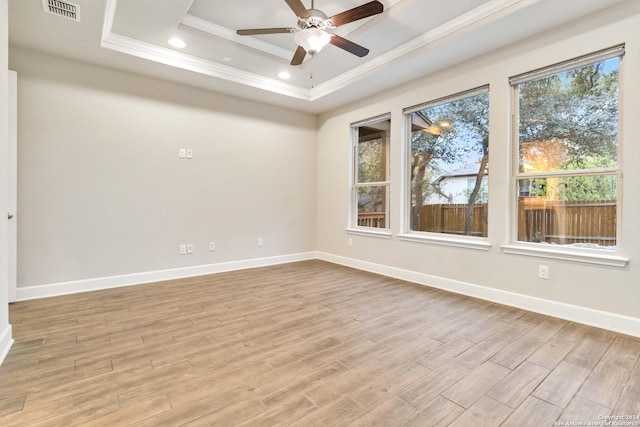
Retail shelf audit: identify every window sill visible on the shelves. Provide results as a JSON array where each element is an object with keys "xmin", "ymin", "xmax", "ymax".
[
  {"xmin": 346, "ymin": 228, "xmax": 393, "ymax": 239},
  {"xmin": 501, "ymin": 244, "xmax": 629, "ymax": 268},
  {"xmin": 397, "ymin": 233, "xmax": 491, "ymax": 251}
]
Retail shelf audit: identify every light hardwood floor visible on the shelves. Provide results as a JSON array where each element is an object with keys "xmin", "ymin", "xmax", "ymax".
[{"xmin": 1, "ymin": 260, "xmax": 638, "ymax": 426}]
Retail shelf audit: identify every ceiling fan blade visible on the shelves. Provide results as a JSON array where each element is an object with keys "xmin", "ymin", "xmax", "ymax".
[
  {"xmin": 237, "ymin": 28, "xmax": 296, "ymax": 36},
  {"xmin": 290, "ymin": 45, "xmax": 307, "ymax": 65},
  {"xmin": 329, "ymin": 1, "xmax": 383, "ymax": 27},
  {"xmin": 285, "ymin": 0, "xmax": 309, "ymax": 18},
  {"xmin": 330, "ymin": 35, "xmax": 369, "ymax": 57}
]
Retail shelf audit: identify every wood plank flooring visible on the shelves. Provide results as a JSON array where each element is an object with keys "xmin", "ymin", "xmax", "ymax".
[{"xmin": 0, "ymin": 260, "xmax": 638, "ymax": 426}]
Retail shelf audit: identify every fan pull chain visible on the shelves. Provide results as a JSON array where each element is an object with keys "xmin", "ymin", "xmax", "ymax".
[{"xmin": 310, "ymin": 72, "xmax": 314, "ymax": 88}]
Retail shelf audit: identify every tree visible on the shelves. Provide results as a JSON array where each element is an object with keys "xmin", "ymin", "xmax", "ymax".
[
  {"xmin": 516, "ymin": 59, "xmax": 620, "ymax": 248},
  {"xmin": 410, "ymin": 92, "xmax": 489, "ymax": 234},
  {"xmin": 518, "ymin": 61, "xmax": 619, "ymax": 168},
  {"xmin": 559, "ymin": 155, "xmax": 617, "ymax": 201},
  {"xmin": 357, "ymin": 138, "xmax": 384, "ymax": 183},
  {"xmin": 441, "ymin": 95, "xmax": 489, "ymax": 234},
  {"xmin": 410, "ymin": 130, "xmax": 455, "ymax": 229},
  {"xmin": 356, "ymin": 126, "xmax": 390, "ymax": 219},
  {"xmin": 518, "ymin": 60, "xmax": 619, "ymax": 204}
]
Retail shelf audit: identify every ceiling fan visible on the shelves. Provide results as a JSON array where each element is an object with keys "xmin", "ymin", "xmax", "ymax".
[{"xmin": 236, "ymin": 0, "xmax": 384, "ymax": 66}]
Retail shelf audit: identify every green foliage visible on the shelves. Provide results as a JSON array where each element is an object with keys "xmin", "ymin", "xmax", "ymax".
[
  {"xmin": 412, "ymin": 92, "xmax": 489, "ymax": 160},
  {"xmin": 558, "ymin": 175, "xmax": 617, "ymax": 202},
  {"xmin": 522, "ymin": 155, "xmax": 617, "ymax": 202},
  {"xmin": 518, "ymin": 59, "xmax": 619, "ymax": 164},
  {"xmin": 563, "ymin": 152, "xmax": 616, "ymax": 171},
  {"xmin": 526, "ymin": 178, "xmax": 548, "ymax": 197},
  {"xmin": 560, "ymin": 156, "xmax": 617, "ymax": 201},
  {"xmin": 357, "ymin": 138, "xmax": 384, "ymax": 183},
  {"xmin": 439, "ymin": 92, "xmax": 490, "ymax": 155},
  {"xmin": 410, "ymin": 92, "xmax": 490, "ymax": 203},
  {"xmin": 409, "ymin": 92, "xmax": 490, "ymax": 233},
  {"xmin": 518, "ymin": 58, "xmax": 619, "ymax": 208}
]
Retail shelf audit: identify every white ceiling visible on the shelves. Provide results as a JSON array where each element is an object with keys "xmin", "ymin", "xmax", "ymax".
[{"xmin": 8, "ymin": 0, "xmax": 630, "ymax": 113}]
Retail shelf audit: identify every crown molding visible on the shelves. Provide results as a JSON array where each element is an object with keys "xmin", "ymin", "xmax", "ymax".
[
  {"xmin": 101, "ymin": 31, "xmax": 311, "ymax": 101},
  {"xmin": 102, "ymin": 0, "xmax": 538, "ymax": 103},
  {"xmin": 180, "ymin": 13, "xmax": 294, "ymax": 61},
  {"xmin": 310, "ymin": 0, "xmax": 536, "ymax": 100}
]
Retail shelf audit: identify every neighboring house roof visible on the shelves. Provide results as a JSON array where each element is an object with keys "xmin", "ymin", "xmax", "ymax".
[
  {"xmin": 435, "ymin": 163, "xmax": 488, "ymax": 183},
  {"xmin": 358, "ymin": 194, "xmax": 374, "ymax": 207}
]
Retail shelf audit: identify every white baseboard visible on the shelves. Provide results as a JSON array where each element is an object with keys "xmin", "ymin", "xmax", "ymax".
[
  {"xmin": 13, "ymin": 250, "xmax": 639, "ymax": 338},
  {"xmin": 0, "ymin": 324, "xmax": 14, "ymax": 366},
  {"xmin": 317, "ymin": 252, "xmax": 640, "ymax": 339},
  {"xmin": 16, "ymin": 252, "xmax": 317, "ymax": 301}
]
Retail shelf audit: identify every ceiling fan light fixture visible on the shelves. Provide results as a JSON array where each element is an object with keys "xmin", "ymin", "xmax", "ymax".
[
  {"xmin": 236, "ymin": 0, "xmax": 383, "ymax": 65},
  {"xmin": 294, "ymin": 28, "xmax": 331, "ymax": 56}
]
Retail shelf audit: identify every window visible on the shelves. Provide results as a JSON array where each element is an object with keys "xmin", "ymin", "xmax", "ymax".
[
  {"xmin": 468, "ymin": 178, "xmax": 488, "ymax": 203},
  {"xmin": 404, "ymin": 87, "xmax": 489, "ymax": 238},
  {"xmin": 511, "ymin": 45, "xmax": 623, "ymax": 250},
  {"xmin": 351, "ymin": 115, "xmax": 391, "ymax": 230}
]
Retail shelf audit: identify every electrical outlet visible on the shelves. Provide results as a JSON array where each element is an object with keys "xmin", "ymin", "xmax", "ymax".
[
  {"xmin": 179, "ymin": 244, "xmax": 187, "ymax": 255},
  {"xmin": 348, "ymin": 238, "xmax": 353, "ymax": 247},
  {"xmin": 257, "ymin": 238, "xmax": 264, "ymax": 247},
  {"xmin": 187, "ymin": 244, "xmax": 194, "ymax": 254},
  {"xmin": 186, "ymin": 149, "xmax": 193, "ymax": 159},
  {"xmin": 538, "ymin": 265, "xmax": 550, "ymax": 280},
  {"xmin": 209, "ymin": 242, "xmax": 215, "ymax": 252}
]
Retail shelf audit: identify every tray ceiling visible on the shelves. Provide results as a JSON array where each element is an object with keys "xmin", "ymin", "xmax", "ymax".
[{"xmin": 8, "ymin": 0, "xmax": 631, "ymax": 113}]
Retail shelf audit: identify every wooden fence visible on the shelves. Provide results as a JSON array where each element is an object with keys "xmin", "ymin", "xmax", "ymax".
[
  {"xmin": 420, "ymin": 203, "xmax": 488, "ymax": 237},
  {"xmin": 408, "ymin": 199, "xmax": 616, "ymax": 245},
  {"xmin": 517, "ymin": 198, "xmax": 616, "ymax": 246}
]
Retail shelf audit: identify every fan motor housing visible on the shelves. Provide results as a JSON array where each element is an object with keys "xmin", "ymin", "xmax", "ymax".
[{"xmin": 298, "ymin": 9, "xmax": 333, "ymax": 30}]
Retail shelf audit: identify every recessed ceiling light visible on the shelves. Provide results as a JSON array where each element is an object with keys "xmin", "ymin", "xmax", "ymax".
[
  {"xmin": 168, "ymin": 38, "xmax": 186, "ymax": 49},
  {"xmin": 278, "ymin": 71, "xmax": 291, "ymax": 80}
]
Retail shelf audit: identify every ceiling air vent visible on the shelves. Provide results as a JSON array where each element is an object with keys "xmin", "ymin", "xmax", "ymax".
[{"xmin": 42, "ymin": 0, "xmax": 81, "ymax": 22}]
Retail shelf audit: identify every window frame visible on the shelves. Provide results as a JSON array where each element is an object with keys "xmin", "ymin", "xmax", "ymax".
[
  {"xmin": 503, "ymin": 45, "xmax": 629, "ymax": 267},
  {"xmin": 397, "ymin": 86, "xmax": 491, "ymax": 251},
  {"xmin": 349, "ymin": 114, "xmax": 392, "ymax": 234}
]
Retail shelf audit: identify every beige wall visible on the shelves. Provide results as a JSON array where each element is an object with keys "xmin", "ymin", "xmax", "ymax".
[
  {"xmin": 5, "ymin": 1, "xmax": 639, "ymax": 336},
  {"xmin": 317, "ymin": 3, "xmax": 640, "ymax": 321},
  {"xmin": 1, "ymin": 0, "xmax": 11, "ymax": 357},
  {"xmin": 10, "ymin": 48, "xmax": 317, "ymax": 287}
]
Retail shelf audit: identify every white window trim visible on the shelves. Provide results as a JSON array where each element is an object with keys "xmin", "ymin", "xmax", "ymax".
[
  {"xmin": 398, "ymin": 232, "xmax": 491, "ymax": 251},
  {"xmin": 508, "ymin": 47, "xmax": 626, "ymax": 263},
  {"xmin": 350, "ymin": 113, "xmax": 392, "ymax": 231},
  {"xmin": 346, "ymin": 228, "xmax": 393, "ymax": 239},
  {"xmin": 403, "ymin": 85, "xmax": 491, "ymax": 247},
  {"xmin": 509, "ymin": 44, "xmax": 624, "ymax": 85},
  {"xmin": 403, "ymin": 85, "xmax": 489, "ymax": 114},
  {"xmin": 501, "ymin": 244, "xmax": 628, "ymax": 268}
]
